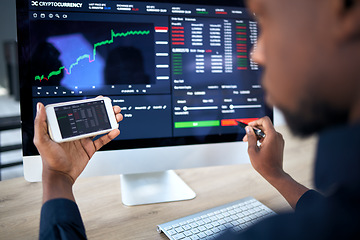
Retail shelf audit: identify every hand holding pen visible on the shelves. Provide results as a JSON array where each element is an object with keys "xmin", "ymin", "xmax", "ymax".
[
  {"xmin": 237, "ymin": 120, "xmax": 266, "ymax": 139},
  {"xmin": 241, "ymin": 117, "xmax": 286, "ymax": 184}
]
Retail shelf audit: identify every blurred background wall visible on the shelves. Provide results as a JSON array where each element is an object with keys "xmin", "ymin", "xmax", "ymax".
[
  {"xmin": 0, "ymin": 0, "xmax": 17, "ymax": 95},
  {"xmin": 0, "ymin": 0, "xmax": 22, "ymax": 181}
]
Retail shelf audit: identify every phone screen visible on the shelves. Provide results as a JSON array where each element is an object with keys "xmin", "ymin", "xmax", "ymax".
[{"xmin": 54, "ymin": 100, "xmax": 111, "ymax": 139}]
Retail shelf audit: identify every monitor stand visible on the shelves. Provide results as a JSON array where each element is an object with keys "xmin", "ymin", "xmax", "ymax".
[{"xmin": 120, "ymin": 170, "xmax": 196, "ymax": 206}]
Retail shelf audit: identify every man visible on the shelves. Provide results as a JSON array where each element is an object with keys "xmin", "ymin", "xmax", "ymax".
[{"xmin": 35, "ymin": 0, "xmax": 360, "ymax": 239}]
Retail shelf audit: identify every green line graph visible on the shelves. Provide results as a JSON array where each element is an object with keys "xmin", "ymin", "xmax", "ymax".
[{"xmin": 35, "ymin": 29, "xmax": 151, "ymax": 82}]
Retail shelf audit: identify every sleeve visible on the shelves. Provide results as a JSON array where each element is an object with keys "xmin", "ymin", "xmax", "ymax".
[
  {"xmin": 295, "ymin": 189, "xmax": 324, "ymax": 212},
  {"xmin": 39, "ymin": 198, "xmax": 87, "ymax": 240},
  {"xmin": 215, "ymin": 189, "xmax": 358, "ymax": 240}
]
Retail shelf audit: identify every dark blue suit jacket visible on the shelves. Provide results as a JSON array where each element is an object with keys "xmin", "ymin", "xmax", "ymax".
[
  {"xmin": 40, "ymin": 199, "xmax": 86, "ymax": 240},
  {"xmin": 39, "ymin": 124, "xmax": 360, "ymax": 239}
]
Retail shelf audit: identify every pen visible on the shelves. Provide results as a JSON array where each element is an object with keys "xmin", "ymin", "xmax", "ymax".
[{"xmin": 236, "ymin": 120, "xmax": 266, "ymax": 138}]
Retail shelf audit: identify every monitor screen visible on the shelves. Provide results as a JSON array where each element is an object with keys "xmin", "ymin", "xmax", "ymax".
[{"xmin": 17, "ymin": 0, "xmax": 271, "ymax": 157}]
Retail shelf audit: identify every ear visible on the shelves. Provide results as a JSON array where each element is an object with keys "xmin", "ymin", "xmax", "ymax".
[{"xmin": 334, "ymin": 0, "xmax": 360, "ymax": 42}]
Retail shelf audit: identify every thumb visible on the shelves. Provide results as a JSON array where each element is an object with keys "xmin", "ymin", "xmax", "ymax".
[
  {"xmin": 33, "ymin": 102, "xmax": 50, "ymax": 146},
  {"xmin": 246, "ymin": 126, "xmax": 259, "ymax": 155}
]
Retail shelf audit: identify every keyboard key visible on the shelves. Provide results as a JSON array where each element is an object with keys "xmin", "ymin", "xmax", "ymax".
[
  {"xmin": 190, "ymin": 222, "xmax": 198, "ymax": 228},
  {"xmin": 203, "ymin": 218, "xmax": 211, "ymax": 224},
  {"xmin": 238, "ymin": 218, "xmax": 245, "ymax": 224},
  {"xmin": 212, "ymin": 227, "xmax": 221, "ymax": 234},
  {"xmin": 175, "ymin": 227, "xmax": 184, "ymax": 233},
  {"xmin": 173, "ymin": 233, "xmax": 185, "ymax": 240},
  {"xmin": 183, "ymin": 225, "xmax": 191, "ymax": 231},
  {"xmin": 210, "ymin": 216, "xmax": 218, "ymax": 221},
  {"xmin": 197, "ymin": 220, "xmax": 205, "ymax": 225},
  {"xmin": 184, "ymin": 230, "xmax": 193, "ymax": 237},
  {"xmin": 215, "ymin": 213, "xmax": 224, "ymax": 219},
  {"xmin": 167, "ymin": 229, "xmax": 177, "ymax": 235},
  {"xmin": 234, "ymin": 208, "xmax": 241, "ymax": 213},
  {"xmin": 231, "ymin": 220, "xmax": 239, "ymax": 226},
  {"xmin": 233, "ymin": 226, "xmax": 242, "ymax": 232},
  {"xmin": 224, "ymin": 223, "xmax": 232, "ymax": 229},
  {"xmin": 198, "ymin": 232, "xmax": 206, "ymax": 238},
  {"xmin": 218, "ymin": 225, "xmax": 227, "ymax": 231},
  {"xmin": 205, "ymin": 223, "xmax": 213, "ymax": 230},
  {"xmin": 212, "ymin": 221, "xmax": 220, "ymax": 227},
  {"xmin": 254, "ymin": 207, "xmax": 261, "ymax": 212},
  {"xmin": 198, "ymin": 226, "xmax": 206, "ymax": 232},
  {"xmin": 191, "ymin": 228, "xmax": 200, "ymax": 234},
  {"xmin": 164, "ymin": 226, "xmax": 173, "ymax": 231},
  {"xmin": 223, "ymin": 212, "xmax": 230, "ymax": 217},
  {"xmin": 218, "ymin": 219, "xmax": 226, "ymax": 225}
]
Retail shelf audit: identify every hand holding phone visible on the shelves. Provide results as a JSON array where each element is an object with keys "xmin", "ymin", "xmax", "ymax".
[
  {"xmin": 45, "ymin": 97, "xmax": 119, "ymax": 143},
  {"xmin": 34, "ymin": 99, "xmax": 122, "ymax": 201}
]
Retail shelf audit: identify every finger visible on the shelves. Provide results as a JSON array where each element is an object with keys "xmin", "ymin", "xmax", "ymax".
[
  {"xmin": 242, "ymin": 134, "xmax": 248, "ymax": 142},
  {"xmin": 113, "ymin": 105, "xmax": 121, "ymax": 113},
  {"xmin": 108, "ymin": 128, "xmax": 120, "ymax": 139},
  {"xmin": 248, "ymin": 116, "xmax": 275, "ymax": 133},
  {"xmin": 112, "ymin": 106, "xmax": 123, "ymax": 122},
  {"xmin": 246, "ymin": 126, "xmax": 259, "ymax": 155},
  {"xmin": 33, "ymin": 102, "xmax": 50, "ymax": 146},
  {"xmin": 93, "ymin": 128, "xmax": 120, "ymax": 151},
  {"xmin": 116, "ymin": 113, "xmax": 123, "ymax": 123}
]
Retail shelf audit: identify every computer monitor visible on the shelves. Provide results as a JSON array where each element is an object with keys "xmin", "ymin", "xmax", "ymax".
[{"xmin": 16, "ymin": 0, "xmax": 272, "ymax": 205}]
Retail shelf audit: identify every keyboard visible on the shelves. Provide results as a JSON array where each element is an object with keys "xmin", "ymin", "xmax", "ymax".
[{"xmin": 157, "ymin": 197, "xmax": 276, "ymax": 240}]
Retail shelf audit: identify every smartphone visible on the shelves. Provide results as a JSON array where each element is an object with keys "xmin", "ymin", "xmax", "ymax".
[{"xmin": 45, "ymin": 97, "xmax": 118, "ymax": 143}]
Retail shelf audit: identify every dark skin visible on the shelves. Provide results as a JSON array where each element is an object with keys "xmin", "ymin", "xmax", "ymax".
[{"xmin": 243, "ymin": 117, "xmax": 308, "ymax": 209}]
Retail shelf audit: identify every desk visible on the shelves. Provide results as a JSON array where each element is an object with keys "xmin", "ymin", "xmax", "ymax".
[{"xmin": 0, "ymin": 127, "xmax": 317, "ymax": 240}]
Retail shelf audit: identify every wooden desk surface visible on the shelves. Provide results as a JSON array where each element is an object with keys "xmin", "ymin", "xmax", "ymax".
[{"xmin": 0, "ymin": 127, "xmax": 317, "ymax": 240}]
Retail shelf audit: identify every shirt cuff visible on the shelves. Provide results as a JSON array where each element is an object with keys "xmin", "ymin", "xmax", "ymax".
[
  {"xmin": 40, "ymin": 198, "xmax": 87, "ymax": 239},
  {"xmin": 295, "ymin": 189, "xmax": 324, "ymax": 212}
]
